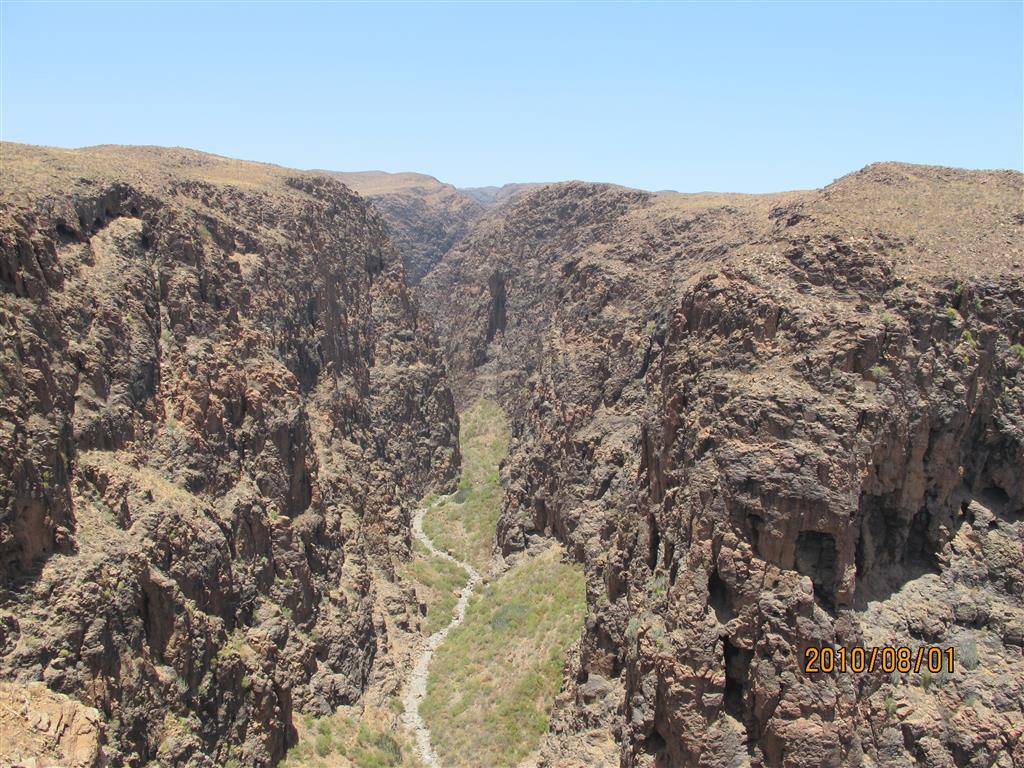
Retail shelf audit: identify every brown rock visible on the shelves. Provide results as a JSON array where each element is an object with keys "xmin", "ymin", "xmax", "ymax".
[
  {"xmin": 0, "ymin": 681, "xmax": 104, "ymax": 767},
  {"xmin": 0, "ymin": 144, "xmax": 459, "ymax": 766},
  {"xmin": 416, "ymin": 163, "xmax": 1024, "ymax": 767}
]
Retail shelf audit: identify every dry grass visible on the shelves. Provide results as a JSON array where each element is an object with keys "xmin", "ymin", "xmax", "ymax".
[
  {"xmin": 421, "ymin": 399, "xmax": 509, "ymax": 573},
  {"xmin": 402, "ymin": 538, "xmax": 468, "ymax": 635},
  {"xmin": 421, "ymin": 546, "xmax": 585, "ymax": 768},
  {"xmin": 280, "ymin": 705, "xmax": 422, "ymax": 768},
  {"xmin": 327, "ymin": 171, "xmax": 450, "ymax": 197}
]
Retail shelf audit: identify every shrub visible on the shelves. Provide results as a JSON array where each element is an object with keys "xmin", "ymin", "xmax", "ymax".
[
  {"xmin": 372, "ymin": 732, "xmax": 401, "ymax": 763},
  {"xmin": 315, "ymin": 729, "xmax": 332, "ymax": 757},
  {"xmin": 649, "ymin": 622, "xmax": 672, "ymax": 654},
  {"xmin": 648, "ymin": 571, "xmax": 668, "ymax": 599},
  {"xmin": 1011, "ymin": 343, "xmax": 1024, "ymax": 361},
  {"xmin": 959, "ymin": 638, "xmax": 980, "ymax": 671},
  {"xmin": 421, "ymin": 546, "xmax": 584, "ymax": 768},
  {"xmin": 625, "ymin": 617, "xmax": 641, "ymax": 646},
  {"xmin": 869, "ymin": 364, "xmax": 889, "ymax": 382},
  {"xmin": 421, "ymin": 399, "xmax": 511, "ymax": 571},
  {"xmin": 490, "ymin": 602, "xmax": 528, "ymax": 633},
  {"xmin": 961, "ymin": 329, "xmax": 977, "ymax": 349},
  {"xmin": 944, "ymin": 306, "xmax": 961, "ymax": 322}
]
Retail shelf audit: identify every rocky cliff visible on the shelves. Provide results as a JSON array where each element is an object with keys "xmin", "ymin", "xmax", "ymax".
[
  {"xmin": 420, "ymin": 164, "xmax": 1024, "ymax": 767},
  {"xmin": 327, "ymin": 171, "xmax": 484, "ymax": 286},
  {"xmin": 0, "ymin": 144, "xmax": 459, "ymax": 767},
  {"xmin": 4, "ymin": 146, "xmax": 1021, "ymax": 768}
]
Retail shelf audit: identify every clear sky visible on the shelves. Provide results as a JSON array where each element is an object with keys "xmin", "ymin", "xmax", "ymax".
[{"xmin": 1, "ymin": 1, "xmax": 1021, "ymax": 192}]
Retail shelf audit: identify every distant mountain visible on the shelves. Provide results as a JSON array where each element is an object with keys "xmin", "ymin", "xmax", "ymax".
[
  {"xmin": 460, "ymin": 182, "xmax": 544, "ymax": 207},
  {"xmin": 327, "ymin": 170, "xmax": 485, "ymax": 285}
]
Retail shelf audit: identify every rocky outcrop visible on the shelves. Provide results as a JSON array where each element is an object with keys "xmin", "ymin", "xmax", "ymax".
[
  {"xmin": 0, "ymin": 144, "xmax": 458, "ymax": 766},
  {"xmin": 327, "ymin": 171, "xmax": 484, "ymax": 286},
  {"xmin": 420, "ymin": 164, "xmax": 1024, "ymax": 767},
  {"xmin": 0, "ymin": 682, "xmax": 104, "ymax": 767},
  {"xmin": 420, "ymin": 182, "xmax": 657, "ymax": 407}
]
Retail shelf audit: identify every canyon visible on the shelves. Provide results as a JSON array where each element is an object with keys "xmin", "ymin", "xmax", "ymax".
[{"xmin": 1, "ymin": 144, "xmax": 1022, "ymax": 768}]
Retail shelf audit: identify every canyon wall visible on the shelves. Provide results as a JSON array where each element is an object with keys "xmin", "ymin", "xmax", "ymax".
[
  {"xmin": 327, "ymin": 171, "xmax": 484, "ymax": 286},
  {"xmin": 421, "ymin": 164, "xmax": 1024, "ymax": 767},
  {"xmin": 0, "ymin": 144, "xmax": 459, "ymax": 767},
  {"xmin": 3, "ymin": 146, "xmax": 1021, "ymax": 768}
]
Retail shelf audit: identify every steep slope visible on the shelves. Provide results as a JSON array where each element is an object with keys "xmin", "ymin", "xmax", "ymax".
[
  {"xmin": 0, "ymin": 144, "xmax": 459, "ymax": 767},
  {"xmin": 327, "ymin": 171, "xmax": 484, "ymax": 286},
  {"xmin": 460, "ymin": 183, "xmax": 542, "ymax": 208},
  {"xmin": 420, "ymin": 164, "xmax": 1024, "ymax": 767}
]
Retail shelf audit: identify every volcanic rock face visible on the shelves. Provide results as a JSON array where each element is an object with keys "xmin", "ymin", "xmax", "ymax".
[
  {"xmin": 327, "ymin": 171, "xmax": 485, "ymax": 286},
  {"xmin": 0, "ymin": 144, "xmax": 458, "ymax": 766},
  {"xmin": 420, "ymin": 165, "xmax": 1024, "ymax": 767}
]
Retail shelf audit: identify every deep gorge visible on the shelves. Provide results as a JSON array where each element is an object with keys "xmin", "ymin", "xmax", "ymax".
[{"xmin": 2, "ymin": 146, "xmax": 1022, "ymax": 768}]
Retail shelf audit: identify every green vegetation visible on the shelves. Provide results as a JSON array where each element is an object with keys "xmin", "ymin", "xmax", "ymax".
[
  {"xmin": 217, "ymin": 627, "xmax": 256, "ymax": 664},
  {"xmin": 959, "ymin": 638, "xmax": 980, "ymax": 671},
  {"xmin": 280, "ymin": 709, "xmax": 422, "ymax": 768},
  {"xmin": 157, "ymin": 712, "xmax": 193, "ymax": 757},
  {"xmin": 944, "ymin": 306, "xmax": 961, "ymax": 323},
  {"xmin": 422, "ymin": 399, "xmax": 510, "ymax": 572},
  {"xmin": 421, "ymin": 546, "xmax": 585, "ymax": 768},
  {"xmin": 961, "ymin": 328, "xmax": 977, "ymax": 349},
  {"xmin": 868, "ymin": 364, "xmax": 889, "ymax": 382},
  {"xmin": 1011, "ymin": 343, "xmax": 1024, "ymax": 361},
  {"xmin": 884, "ymin": 694, "xmax": 897, "ymax": 717},
  {"xmin": 403, "ymin": 539, "xmax": 468, "ymax": 635},
  {"xmin": 920, "ymin": 668, "xmax": 933, "ymax": 690}
]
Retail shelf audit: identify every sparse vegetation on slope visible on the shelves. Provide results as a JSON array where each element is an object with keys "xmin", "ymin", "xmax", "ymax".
[
  {"xmin": 281, "ymin": 707, "xmax": 423, "ymax": 768},
  {"xmin": 421, "ymin": 546, "xmax": 585, "ymax": 768},
  {"xmin": 403, "ymin": 539, "xmax": 469, "ymax": 635},
  {"xmin": 422, "ymin": 399, "xmax": 509, "ymax": 573}
]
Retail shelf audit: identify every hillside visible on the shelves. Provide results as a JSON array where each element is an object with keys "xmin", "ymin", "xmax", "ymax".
[
  {"xmin": 459, "ymin": 183, "xmax": 543, "ymax": 208},
  {"xmin": 327, "ymin": 171, "xmax": 484, "ymax": 286},
  {"xmin": 0, "ymin": 143, "xmax": 459, "ymax": 767},
  {"xmin": 417, "ymin": 163, "xmax": 1024, "ymax": 767}
]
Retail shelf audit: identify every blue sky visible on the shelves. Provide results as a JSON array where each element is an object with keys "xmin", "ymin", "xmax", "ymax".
[{"xmin": 2, "ymin": 2, "xmax": 1021, "ymax": 192}]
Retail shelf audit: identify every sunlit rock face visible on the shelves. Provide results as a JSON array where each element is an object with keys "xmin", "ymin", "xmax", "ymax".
[
  {"xmin": 0, "ymin": 143, "xmax": 458, "ymax": 767},
  {"xmin": 419, "ymin": 164, "xmax": 1024, "ymax": 768}
]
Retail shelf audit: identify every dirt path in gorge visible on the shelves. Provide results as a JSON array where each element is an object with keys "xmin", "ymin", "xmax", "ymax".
[{"xmin": 402, "ymin": 505, "xmax": 482, "ymax": 767}]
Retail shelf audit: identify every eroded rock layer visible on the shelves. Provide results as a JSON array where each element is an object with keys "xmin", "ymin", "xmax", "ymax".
[
  {"xmin": 421, "ymin": 164, "xmax": 1024, "ymax": 767},
  {"xmin": 0, "ymin": 144, "xmax": 458, "ymax": 766},
  {"xmin": 327, "ymin": 171, "xmax": 485, "ymax": 286}
]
